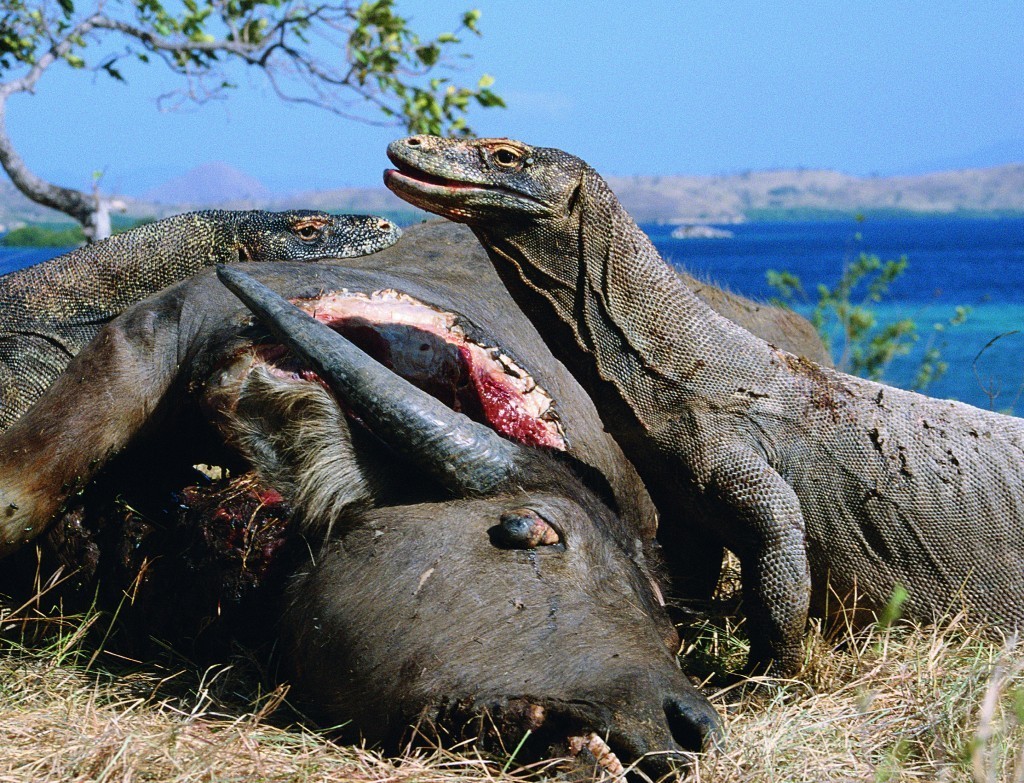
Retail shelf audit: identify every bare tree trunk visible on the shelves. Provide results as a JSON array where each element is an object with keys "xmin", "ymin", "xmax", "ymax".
[
  {"xmin": 0, "ymin": 95, "xmax": 111, "ymax": 242},
  {"xmin": 0, "ymin": 14, "xmax": 112, "ymax": 242},
  {"xmin": 86, "ymin": 199, "xmax": 113, "ymax": 242},
  {"xmin": 90, "ymin": 174, "xmax": 113, "ymax": 241}
]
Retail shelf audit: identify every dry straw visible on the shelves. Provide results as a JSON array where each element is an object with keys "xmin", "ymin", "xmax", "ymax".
[{"xmin": 1, "ymin": 576, "xmax": 1021, "ymax": 783}]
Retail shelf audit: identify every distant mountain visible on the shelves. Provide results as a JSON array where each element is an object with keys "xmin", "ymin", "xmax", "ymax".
[
  {"xmin": 901, "ymin": 139, "xmax": 1024, "ymax": 175},
  {"xmin": 142, "ymin": 162, "xmax": 270, "ymax": 205},
  {"xmin": 256, "ymin": 185, "xmax": 425, "ymax": 221},
  {"xmin": 1, "ymin": 161, "xmax": 1022, "ymax": 229},
  {"xmin": 606, "ymin": 163, "xmax": 1024, "ymax": 223},
  {"xmin": 0, "ymin": 180, "xmax": 84, "ymax": 231}
]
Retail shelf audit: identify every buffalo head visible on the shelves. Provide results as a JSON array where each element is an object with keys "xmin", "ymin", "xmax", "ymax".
[
  {"xmin": 216, "ymin": 267, "xmax": 721, "ymax": 777},
  {"xmin": 0, "ymin": 224, "xmax": 721, "ymax": 779}
]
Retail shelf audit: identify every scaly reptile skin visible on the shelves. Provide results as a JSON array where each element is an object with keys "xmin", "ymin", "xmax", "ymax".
[
  {"xmin": 384, "ymin": 135, "xmax": 1024, "ymax": 674},
  {"xmin": 0, "ymin": 209, "xmax": 400, "ymax": 428}
]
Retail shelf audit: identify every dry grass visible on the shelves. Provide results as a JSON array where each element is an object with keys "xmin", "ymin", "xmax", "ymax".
[
  {"xmin": 688, "ymin": 617, "xmax": 1024, "ymax": 782},
  {"xmin": 1, "ymin": 588, "xmax": 1021, "ymax": 783},
  {"xmin": 0, "ymin": 644, "xmax": 528, "ymax": 783}
]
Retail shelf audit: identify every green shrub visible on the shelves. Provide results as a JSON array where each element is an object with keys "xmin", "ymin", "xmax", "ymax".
[
  {"xmin": 767, "ymin": 223, "xmax": 969, "ymax": 393},
  {"xmin": 1, "ymin": 224, "xmax": 84, "ymax": 247}
]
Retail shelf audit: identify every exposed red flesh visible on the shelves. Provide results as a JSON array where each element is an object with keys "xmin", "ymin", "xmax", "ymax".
[{"xmin": 257, "ymin": 289, "xmax": 565, "ymax": 451}]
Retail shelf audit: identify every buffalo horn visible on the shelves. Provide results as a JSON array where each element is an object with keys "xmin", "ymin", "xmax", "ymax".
[{"xmin": 217, "ymin": 266, "xmax": 523, "ymax": 495}]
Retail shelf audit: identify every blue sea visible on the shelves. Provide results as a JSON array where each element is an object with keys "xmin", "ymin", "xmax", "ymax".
[
  {"xmin": 2, "ymin": 216, "xmax": 1022, "ymax": 412},
  {"xmin": 647, "ymin": 217, "xmax": 1024, "ymax": 414}
]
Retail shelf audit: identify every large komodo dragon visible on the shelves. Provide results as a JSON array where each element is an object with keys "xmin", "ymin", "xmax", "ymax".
[
  {"xmin": 384, "ymin": 135, "xmax": 1024, "ymax": 675},
  {"xmin": 0, "ymin": 209, "xmax": 401, "ymax": 428}
]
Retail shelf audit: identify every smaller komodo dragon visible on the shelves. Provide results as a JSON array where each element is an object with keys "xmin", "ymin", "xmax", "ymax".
[
  {"xmin": 0, "ymin": 209, "xmax": 400, "ymax": 428},
  {"xmin": 384, "ymin": 135, "xmax": 1024, "ymax": 675}
]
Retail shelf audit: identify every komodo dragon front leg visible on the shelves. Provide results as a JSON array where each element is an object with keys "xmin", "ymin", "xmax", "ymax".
[
  {"xmin": 0, "ymin": 209, "xmax": 400, "ymax": 429},
  {"xmin": 701, "ymin": 444, "xmax": 811, "ymax": 669}
]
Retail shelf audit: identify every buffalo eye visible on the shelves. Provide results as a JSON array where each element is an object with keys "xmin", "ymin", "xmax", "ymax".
[{"xmin": 490, "ymin": 507, "xmax": 561, "ymax": 549}]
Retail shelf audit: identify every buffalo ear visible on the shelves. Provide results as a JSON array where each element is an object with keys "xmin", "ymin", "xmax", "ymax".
[
  {"xmin": 217, "ymin": 266, "xmax": 531, "ymax": 498},
  {"xmin": 227, "ymin": 366, "xmax": 402, "ymax": 539}
]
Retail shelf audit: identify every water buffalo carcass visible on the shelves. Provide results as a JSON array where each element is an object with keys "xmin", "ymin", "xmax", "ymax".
[{"xmin": 0, "ymin": 222, "xmax": 726, "ymax": 777}]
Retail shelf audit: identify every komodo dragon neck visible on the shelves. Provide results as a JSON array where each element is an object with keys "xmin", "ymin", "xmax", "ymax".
[{"xmin": 473, "ymin": 170, "xmax": 775, "ymax": 453}]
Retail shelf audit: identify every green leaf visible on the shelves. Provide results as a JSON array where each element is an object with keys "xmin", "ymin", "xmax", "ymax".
[
  {"xmin": 462, "ymin": 9, "xmax": 481, "ymax": 33},
  {"xmin": 475, "ymin": 88, "xmax": 505, "ymax": 108},
  {"xmin": 415, "ymin": 44, "xmax": 439, "ymax": 67},
  {"xmin": 101, "ymin": 60, "xmax": 124, "ymax": 82},
  {"xmin": 878, "ymin": 584, "xmax": 909, "ymax": 629}
]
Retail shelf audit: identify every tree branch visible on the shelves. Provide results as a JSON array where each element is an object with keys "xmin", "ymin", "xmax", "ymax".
[
  {"xmin": 0, "ymin": 13, "xmax": 107, "ymax": 99},
  {"xmin": 0, "ymin": 14, "xmax": 122, "ymax": 229},
  {"xmin": 0, "ymin": 1, "xmax": 502, "ymax": 239},
  {"xmin": 89, "ymin": 17, "xmax": 266, "ymax": 63}
]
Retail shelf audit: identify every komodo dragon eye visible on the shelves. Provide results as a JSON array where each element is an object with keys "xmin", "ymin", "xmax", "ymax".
[
  {"xmin": 492, "ymin": 146, "xmax": 523, "ymax": 169},
  {"xmin": 292, "ymin": 220, "xmax": 326, "ymax": 242},
  {"xmin": 489, "ymin": 507, "xmax": 563, "ymax": 549}
]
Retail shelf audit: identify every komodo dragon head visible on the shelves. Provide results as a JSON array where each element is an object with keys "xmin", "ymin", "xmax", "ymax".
[
  {"xmin": 383, "ymin": 137, "xmax": 582, "ymax": 226},
  {"xmin": 230, "ymin": 209, "xmax": 403, "ymax": 262}
]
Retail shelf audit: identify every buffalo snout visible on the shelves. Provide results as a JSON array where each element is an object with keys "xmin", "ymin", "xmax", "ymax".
[{"xmin": 279, "ymin": 489, "xmax": 721, "ymax": 775}]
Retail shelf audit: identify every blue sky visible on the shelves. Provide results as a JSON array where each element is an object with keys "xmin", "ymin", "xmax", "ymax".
[{"xmin": 5, "ymin": 1, "xmax": 1023, "ymax": 195}]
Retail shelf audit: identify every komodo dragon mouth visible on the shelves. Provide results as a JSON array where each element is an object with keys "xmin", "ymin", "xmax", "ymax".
[
  {"xmin": 252, "ymin": 288, "xmax": 566, "ymax": 451},
  {"xmin": 382, "ymin": 164, "xmax": 483, "ymax": 220},
  {"xmin": 384, "ymin": 151, "xmax": 546, "ymax": 220}
]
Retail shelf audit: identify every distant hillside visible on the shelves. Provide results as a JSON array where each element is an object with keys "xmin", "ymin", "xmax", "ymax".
[
  {"xmin": 902, "ymin": 138, "xmax": 1024, "ymax": 174},
  {"xmin": 606, "ymin": 164, "xmax": 1024, "ymax": 223},
  {"xmin": 142, "ymin": 162, "xmax": 270, "ymax": 205},
  {"xmin": 231, "ymin": 185, "xmax": 422, "ymax": 223},
  {"xmin": 0, "ymin": 180, "xmax": 88, "ymax": 231},
  {"xmin": 0, "ymin": 161, "xmax": 1021, "ymax": 228},
  {"xmin": 143, "ymin": 161, "xmax": 1024, "ymax": 223}
]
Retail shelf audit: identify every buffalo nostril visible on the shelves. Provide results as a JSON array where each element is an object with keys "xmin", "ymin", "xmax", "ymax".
[{"xmin": 664, "ymin": 695, "xmax": 723, "ymax": 752}]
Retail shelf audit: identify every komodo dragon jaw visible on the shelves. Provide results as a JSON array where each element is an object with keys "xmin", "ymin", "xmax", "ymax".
[{"xmin": 385, "ymin": 135, "xmax": 1024, "ymax": 677}]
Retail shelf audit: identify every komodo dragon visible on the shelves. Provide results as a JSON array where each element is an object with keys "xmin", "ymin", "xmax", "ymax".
[
  {"xmin": 0, "ymin": 209, "xmax": 400, "ymax": 428},
  {"xmin": 384, "ymin": 135, "xmax": 1024, "ymax": 675}
]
